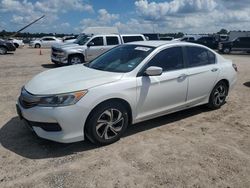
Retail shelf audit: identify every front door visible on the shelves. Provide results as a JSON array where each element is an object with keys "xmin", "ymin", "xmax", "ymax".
[
  {"xmin": 135, "ymin": 46, "xmax": 188, "ymax": 121},
  {"xmin": 86, "ymin": 36, "xmax": 105, "ymax": 61}
]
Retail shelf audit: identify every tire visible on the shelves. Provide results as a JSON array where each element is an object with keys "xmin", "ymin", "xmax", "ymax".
[
  {"xmin": 207, "ymin": 81, "xmax": 228, "ymax": 110},
  {"xmin": 223, "ymin": 48, "xmax": 231, "ymax": 54},
  {"xmin": 0, "ymin": 46, "xmax": 7, "ymax": 55},
  {"xmin": 14, "ymin": 43, "xmax": 19, "ymax": 48},
  {"xmin": 68, "ymin": 54, "xmax": 84, "ymax": 65},
  {"xmin": 35, "ymin": 44, "xmax": 41, "ymax": 48},
  {"xmin": 85, "ymin": 102, "xmax": 128, "ymax": 145}
]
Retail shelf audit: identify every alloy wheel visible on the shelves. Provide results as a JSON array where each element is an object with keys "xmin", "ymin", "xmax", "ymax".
[
  {"xmin": 213, "ymin": 84, "xmax": 227, "ymax": 106},
  {"xmin": 96, "ymin": 108, "xmax": 124, "ymax": 140},
  {"xmin": 70, "ymin": 57, "xmax": 82, "ymax": 64}
]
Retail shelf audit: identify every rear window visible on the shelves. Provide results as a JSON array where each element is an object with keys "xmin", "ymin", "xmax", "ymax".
[
  {"xmin": 187, "ymin": 46, "xmax": 216, "ymax": 67},
  {"xmin": 122, "ymin": 36, "xmax": 144, "ymax": 43},
  {"xmin": 106, "ymin": 36, "xmax": 119, "ymax": 45}
]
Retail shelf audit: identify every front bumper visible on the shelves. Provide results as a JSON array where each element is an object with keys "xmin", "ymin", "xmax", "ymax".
[
  {"xmin": 16, "ymin": 100, "xmax": 89, "ymax": 143},
  {"xmin": 51, "ymin": 55, "xmax": 68, "ymax": 65}
]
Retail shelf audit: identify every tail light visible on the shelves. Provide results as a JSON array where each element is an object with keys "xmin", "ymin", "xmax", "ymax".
[{"xmin": 232, "ymin": 63, "xmax": 238, "ymax": 72}]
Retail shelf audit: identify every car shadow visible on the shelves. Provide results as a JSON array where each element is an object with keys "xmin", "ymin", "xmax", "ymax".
[
  {"xmin": 3, "ymin": 52, "xmax": 15, "ymax": 55},
  {"xmin": 41, "ymin": 63, "xmax": 58, "ymax": 68},
  {"xmin": 243, "ymin": 82, "xmax": 250, "ymax": 88},
  {"xmin": 0, "ymin": 106, "xmax": 210, "ymax": 159}
]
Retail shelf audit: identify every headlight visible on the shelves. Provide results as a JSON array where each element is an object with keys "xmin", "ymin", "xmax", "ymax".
[{"xmin": 38, "ymin": 90, "xmax": 88, "ymax": 107}]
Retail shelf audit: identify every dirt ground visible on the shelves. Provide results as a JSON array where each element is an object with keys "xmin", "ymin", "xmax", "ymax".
[{"xmin": 0, "ymin": 47, "xmax": 249, "ymax": 188}]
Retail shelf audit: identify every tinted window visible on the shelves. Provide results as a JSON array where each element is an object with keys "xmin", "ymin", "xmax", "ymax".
[
  {"xmin": 146, "ymin": 47, "xmax": 184, "ymax": 71},
  {"xmin": 89, "ymin": 37, "xmax": 104, "ymax": 46},
  {"xmin": 43, "ymin": 38, "xmax": 55, "ymax": 41},
  {"xmin": 123, "ymin": 36, "xmax": 144, "ymax": 43},
  {"xmin": 187, "ymin": 47, "xmax": 215, "ymax": 67},
  {"xmin": 106, "ymin": 36, "xmax": 119, "ymax": 45}
]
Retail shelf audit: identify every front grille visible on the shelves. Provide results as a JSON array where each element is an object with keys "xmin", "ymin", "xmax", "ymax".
[{"xmin": 19, "ymin": 88, "xmax": 40, "ymax": 109}]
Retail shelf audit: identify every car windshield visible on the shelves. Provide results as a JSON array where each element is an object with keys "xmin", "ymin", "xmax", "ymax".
[
  {"xmin": 85, "ymin": 45, "xmax": 155, "ymax": 73},
  {"xmin": 74, "ymin": 34, "xmax": 91, "ymax": 45}
]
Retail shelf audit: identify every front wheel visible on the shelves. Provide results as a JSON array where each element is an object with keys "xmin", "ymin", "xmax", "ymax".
[
  {"xmin": 85, "ymin": 102, "xmax": 128, "ymax": 145},
  {"xmin": 207, "ymin": 81, "xmax": 228, "ymax": 109},
  {"xmin": 68, "ymin": 55, "xmax": 84, "ymax": 65},
  {"xmin": 35, "ymin": 44, "xmax": 41, "ymax": 48},
  {"xmin": 0, "ymin": 46, "xmax": 7, "ymax": 55}
]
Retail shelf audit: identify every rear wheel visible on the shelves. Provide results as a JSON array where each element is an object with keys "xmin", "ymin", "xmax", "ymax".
[
  {"xmin": 85, "ymin": 102, "xmax": 128, "ymax": 145},
  {"xmin": 0, "ymin": 46, "xmax": 7, "ymax": 55},
  {"xmin": 68, "ymin": 55, "xmax": 84, "ymax": 65},
  {"xmin": 207, "ymin": 81, "xmax": 228, "ymax": 109}
]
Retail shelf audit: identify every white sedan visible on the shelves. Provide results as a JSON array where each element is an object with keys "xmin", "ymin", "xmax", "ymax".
[
  {"xmin": 29, "ymin": 36, "xmax": 62, "ymax": 48},
  {"xmin": 17, "ymin": 41, "xmax": 237, "ymax": 145}
]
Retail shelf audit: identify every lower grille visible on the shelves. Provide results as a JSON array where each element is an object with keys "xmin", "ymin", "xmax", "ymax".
[{"xmin": 24, "ymin": 119, "xmax": 62, "ymax": 132}]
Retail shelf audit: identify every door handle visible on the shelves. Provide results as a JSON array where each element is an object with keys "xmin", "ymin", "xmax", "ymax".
[
  {"xmin": 178, "ymin": 74, "xmax": 187, "ymax": 80},
  {"xmin": 211, "ymin": 68, "xmax": 218, "ymax": 72},
  {"xmin": 100, "ymin": 48, "xmax": 104, "ymax": 51}
]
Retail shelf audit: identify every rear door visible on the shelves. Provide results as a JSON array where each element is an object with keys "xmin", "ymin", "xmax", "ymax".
[{"xmin": 185, "ymin": 46, "xmax": 219, "ymax": 104}]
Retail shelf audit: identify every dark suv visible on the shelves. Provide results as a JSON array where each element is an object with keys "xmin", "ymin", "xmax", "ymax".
[
  {"xmin": 192, "ymin": 36, "xmax": 218, "ymax": 49},
  {"xmin": 0, "ymin": 39, "xmax": 16, "ymax": 55},
  {"xmin": 218, "ymin": 37, "xmax": 250, "ymax": 54}
]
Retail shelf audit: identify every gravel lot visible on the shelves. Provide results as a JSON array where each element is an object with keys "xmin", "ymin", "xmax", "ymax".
[{"xmin": 0, "ymin": 47, "xmax": 250, "ymax": 188}]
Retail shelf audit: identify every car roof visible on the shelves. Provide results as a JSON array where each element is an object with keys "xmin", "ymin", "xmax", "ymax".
[{"xmin": 128, "ymin": 40, "xmax": 213, "ymax": 49}]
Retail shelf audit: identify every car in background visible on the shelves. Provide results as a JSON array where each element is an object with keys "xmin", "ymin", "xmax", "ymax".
[
  {"xmin": 62, "ymin": 35, "xmax": 78, "ymax": 43},
  {"xmin": 192, "ymin": 36, "xmax": 218, "ymax": 49},
  {"xmin": 159, "ymin": 36, "xmax": 174, "ymax": 41},
  {"xmin": 7, "ymin": 38, "xmax": 24, "ymax": 48},
  {"xmin": 29, "ymin": 36, "xmax": 62, "ymax": 48},
  {"xmin": 51, "ymin": 34, "xmax": 147, "ymax": 65},
  {"xmin": 180, "ymin": 36, "xmax": 196, "ymax": 42},
  {"xmin": 143, "ymin": 33, "xmax": 160, "ymax": 40},
  {"xmin": 17, "ymin": 41, "xmax": 237, "ymax": 144},
  {"xmin": 218, "ymin": 37, "xmax": 250, "ymax": 54},
  {"xmin": 0, "ymin": 39, "xmax": 16, "ymax": 55}
]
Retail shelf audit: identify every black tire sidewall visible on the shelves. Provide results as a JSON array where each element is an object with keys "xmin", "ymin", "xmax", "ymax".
[
  {"xmin": 85, "ymin": 102, "xmax": 128, "ymax": 145},
  {"xmin": 35, "ymin": 44, "xmax": 40, "ymax": 48},
  {"xmin": 68, "ymin": 55, "xmax": 84, "ymax": 65},
  {"xmin": 208, "ymin": 81, "xmax": 228, "ymax": 109},
  {"xmin": 0, "ymin": 47, "xmax": 7, "ymax": 54}
]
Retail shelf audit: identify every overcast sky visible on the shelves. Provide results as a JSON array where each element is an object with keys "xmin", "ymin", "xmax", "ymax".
[{"xmin": 0, "ymin": 0, "xmax": 250, "ymax": 34}]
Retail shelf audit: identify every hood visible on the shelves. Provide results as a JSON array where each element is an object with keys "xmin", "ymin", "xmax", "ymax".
[
  {"xmin": 25, "ymin": 65, "xmax": 123, "ymax": 95},
  {"xmin": 52, "ymin": 42, "xmax": 85, "ymax": 50}
]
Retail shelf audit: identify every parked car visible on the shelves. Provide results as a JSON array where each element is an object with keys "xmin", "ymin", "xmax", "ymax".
[
  {"xmin": 218, "ymin": 37, "xmax": 250, "ymax": 54},
  {"xmin": 159, "ymin": 36, "xmax": 174, "ymax": 41},
  {"xmin": 0, "ymin": 39, "xmax": 16, "ymax": 55},
  {"xmin": 192, "ymin": 36, "xmax": 218, "ymax": 49},
  {"xmin": 180, "ymin": 36, "xmax": 196, "ymax": 42},
  {"xmin": 17, "ymin": 41, "xmax": 237, "ymax": 144},
  {"xmin": 62, "ymin": 35, "xmax": 78, "ymax": 43},
  {"xmin": 29, "ymin": 36, "xmax": 62, "ymax": 48},
  {"xmin": 51, "ymin": 34, "xmax": 146, "ymax": 65},
  {"xmin": 7, "ymin": 38, "xmax": 24, "ymax": 48}
]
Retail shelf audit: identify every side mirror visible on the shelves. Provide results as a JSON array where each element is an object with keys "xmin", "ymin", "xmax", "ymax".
[
  {"xmin": 87, "ymin": 42, "xmax": 94, "ymax": 47},
  {"xmin": 144, "ymin": 66, "xmax": 163, "ymax": 76}
]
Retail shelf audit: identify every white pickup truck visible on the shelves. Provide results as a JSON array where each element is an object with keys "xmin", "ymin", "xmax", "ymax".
[{"xmin": 51, "ymin": 34, "xmax": 147, "ymax": 65}]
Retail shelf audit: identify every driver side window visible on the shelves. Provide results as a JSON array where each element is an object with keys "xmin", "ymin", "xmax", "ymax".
[
  {"xmin": 89, "ymin": 37, "xmax": 104, "ymax": 46},
  {"xmin": 146, "ymin": 47, "xmax": 184, "ymax": 72}
]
